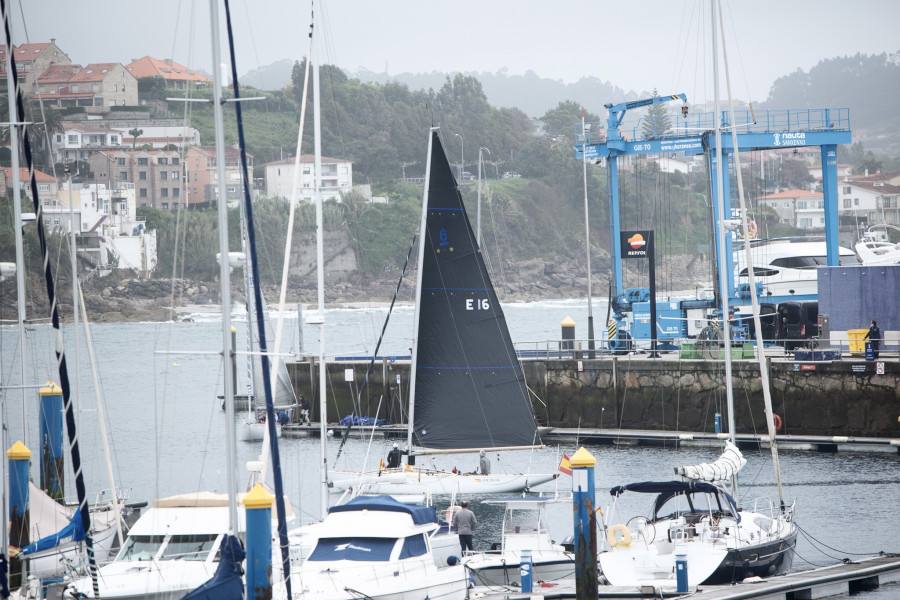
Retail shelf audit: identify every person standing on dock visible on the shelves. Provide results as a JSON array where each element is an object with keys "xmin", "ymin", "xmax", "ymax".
[
  {"xmin": 452, "ymin": 500, "xmax": 477, "ymax": 555},
  {"xmin": 865, "ymin": 320, "xmax": 881, "ymax": 358},
  {"xmin": 479, "ymin": 450, "xmax": 491, "ymax": 474},
  {"xmin": 299, "ymin": 394, "xmax": 310, "ymax": 425}
]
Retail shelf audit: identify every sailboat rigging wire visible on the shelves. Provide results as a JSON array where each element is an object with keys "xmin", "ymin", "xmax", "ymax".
[
  {"xmin": 336, "ymin": 234, "xmax": 418, "ymax": 462},
  {"xmin": 2, "ymin": 2, "xmax": 100, "ymax": 593},
  {"xmin": 222, "ymin": 0, "xmax": 291, "ymax": 594}
]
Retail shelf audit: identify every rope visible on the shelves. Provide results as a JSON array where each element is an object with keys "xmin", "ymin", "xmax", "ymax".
[{"xmin": 222, "ymin": 0, "xmax": 290, "ymax": 594}]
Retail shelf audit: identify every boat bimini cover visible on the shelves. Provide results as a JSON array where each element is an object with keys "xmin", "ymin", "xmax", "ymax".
[
  {"xmin": 609, "ymin": 481, "xmax": 741, "ymax": 522},
  {"xmin": 328, "ymin": 495, "xmax": 438, "ymax": 525}
]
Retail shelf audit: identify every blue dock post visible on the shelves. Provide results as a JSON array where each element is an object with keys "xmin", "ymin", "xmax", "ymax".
[
  {"xmin": 520, "ymin": 548, "xmax": 533, "ymax": 592},
  {"xmin": 243, "ymin": 483, "xmax": 273, "ymax": 600},
  {"xmin": 675, "ymin": 548, "xmax": 688, "ymax": 592},
  {"xmin": 571, "ymin": 446, "xmax": 598, "ymax": 600},
  {"xmin": 8, "ymin": 440, "xmax": 32, "ymax": 588},
  {"xmin": 39, "ymin": 381, "xmax": 65, "ymax": 500},
  {"xmin": 715, "ymin": 412, "xmax": 722, "ymax": 434}
]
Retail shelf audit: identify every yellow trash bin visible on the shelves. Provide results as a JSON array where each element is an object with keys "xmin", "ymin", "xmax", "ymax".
[{"xmin": 847, "ymin": 329, "xmax": 868, "ymax": 355}]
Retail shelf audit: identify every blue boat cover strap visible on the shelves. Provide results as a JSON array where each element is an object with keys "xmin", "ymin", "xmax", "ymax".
[{"xmin": 328, "ymin": 495, "xmax": 438, "ymax": 525}]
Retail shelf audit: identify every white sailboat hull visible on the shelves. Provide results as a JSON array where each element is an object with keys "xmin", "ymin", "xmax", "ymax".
[{"xmin": 330, "ymin": 469, "xmax": 557, "ymax": 495}]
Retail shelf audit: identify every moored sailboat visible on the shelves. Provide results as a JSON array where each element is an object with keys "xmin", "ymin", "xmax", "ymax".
[{"xmin": 330, "ymin": 129, "xmax": 556, "ymax": 496}]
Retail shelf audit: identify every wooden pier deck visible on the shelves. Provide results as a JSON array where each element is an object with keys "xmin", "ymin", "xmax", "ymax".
[{"xmin": 474, "ymin": 553, "xmax": 900, "ymax": 599}]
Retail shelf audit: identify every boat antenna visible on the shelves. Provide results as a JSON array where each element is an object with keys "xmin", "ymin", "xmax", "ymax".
[
  {"xmin": 2, "ymin": 3, "xmax": 101, "ymax": 594},
  {"xmin": 222, "ymin": 0, "xmax": 292, "ymax": 592}
]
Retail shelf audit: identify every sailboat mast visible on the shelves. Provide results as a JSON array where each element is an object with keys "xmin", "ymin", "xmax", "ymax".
[
  {"xmin": 407, "ymin": 128, "xmax": 436, "ymax": 451},
  {"xmin": 312, "ymin": 14, "xmax": 330, "ymax": 520},
  {"xmin": 3, "ymin": 1, "xmax": 29, "ymax": 446},
  {"xmin": 710, "ymin": 0, "xmax": 738, "ymax": 497},
  {"xmin": 715, "ymin": 3, "xmax": 785, "ymax": 505},
  {"xmin": 208, "ymin": 0, "xmax": 239, "ymax": 532}
]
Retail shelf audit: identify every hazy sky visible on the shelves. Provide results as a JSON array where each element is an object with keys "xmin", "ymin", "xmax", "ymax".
[{"xmin": 12, "ymin": 0, "xmax": 899, "ymax": 103}]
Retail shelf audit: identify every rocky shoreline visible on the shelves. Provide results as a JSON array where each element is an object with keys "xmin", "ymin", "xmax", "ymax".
[{"xmin": 0, "ymin": 253, "xmax": 710, "ymax": 323}]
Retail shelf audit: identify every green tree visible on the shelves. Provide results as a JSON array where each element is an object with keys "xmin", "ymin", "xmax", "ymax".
[
  {"xmin": 128, "ymin": 128, "xmax": 143, "ymax": 149},
  {"xmin": 642, "ymin": 89, "xmax": 673, "ymax": 140}
]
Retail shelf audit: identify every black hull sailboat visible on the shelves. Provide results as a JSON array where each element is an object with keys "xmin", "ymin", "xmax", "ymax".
[{"xmin": 330, "ymin": 130, "xmax": 556, "ymax": 495}]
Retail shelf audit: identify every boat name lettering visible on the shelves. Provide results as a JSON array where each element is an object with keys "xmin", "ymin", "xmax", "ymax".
[
  {"xmin": 335, "ymin": 543, "xmax": 372, "ymax": 552},
  {"xmin": 466, "ymin": 298, "xmax": 490, "ymax": 311}
]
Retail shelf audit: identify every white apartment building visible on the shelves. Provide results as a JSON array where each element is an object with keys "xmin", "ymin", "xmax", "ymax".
[{"xmin": 263, "ymin": 155, "xmax": 353, "ymax": 202}]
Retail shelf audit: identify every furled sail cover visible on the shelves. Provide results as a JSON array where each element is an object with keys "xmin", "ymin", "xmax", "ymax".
[
  {"xmin": 674, "ymin": 440, "xmax": 747, "ymax": 482},
  {"xmin": 411, "ymin": 131, "xmax": 540, "ymax": 450}
]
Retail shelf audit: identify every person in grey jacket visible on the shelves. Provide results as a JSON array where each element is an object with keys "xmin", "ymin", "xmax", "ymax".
[
  {"xmin": 479, "ymin": 450, "xmax": 491, "ymax": 474},
  {"xmin": 452, "ymin": 500, "xmax": 477, "ymax": 554}
]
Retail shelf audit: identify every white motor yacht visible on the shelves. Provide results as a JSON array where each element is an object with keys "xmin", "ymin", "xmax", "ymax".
[
  {"xmin": 736, "ymin": 237, "xmax": 860, "ymax": 297},
  {"xmin": 284, "ymin": 495, "xmax": 468, "ymax": 600}
]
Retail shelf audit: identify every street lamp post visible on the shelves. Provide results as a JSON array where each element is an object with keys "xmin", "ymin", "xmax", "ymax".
[
  {"xmin": 477, "ymin": 147, "xmax": 491, "ymax": 245},
  {"xmin": 581, "ymin": 118, "xmax": 596, "ymax": 358},
  {"xmin": 453, "ymin": 132, "xmax": 464, "ymax": 181}
]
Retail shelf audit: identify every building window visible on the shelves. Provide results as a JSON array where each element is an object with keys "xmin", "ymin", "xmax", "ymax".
[
  {"xmin": 171, "ymin": 171, "xmax": 179, "ymax": 180},
  {"xmin": 192, "ymin": 188, "xmax": 198, "ymax": 194},
  {"xmin": 784, "ymin": 202, "xmax": 789, "ymax": 208},
  {"xmin": 159, "ymin": 158, "xmax": 168, "ymax": 165},
  {"xmin": 118, "ymin": 171, "xmax": 127, "ymax": 181},
  {"xmin": 54, "ymin": 218, "xmax": 60, "ymax": 225},
  {"xmin": 138, "ymin": 157, "xmax": 149, "ymax": 166},
  {"xmin": 117, "ymin": 157, "xmax": 126, "ymax": 166},
  {"xmin": 139, "ymin": 188, "xmax": 147, "ymax": 198},
  {"xmin": 38, "ymin": 184, "xmax": 50, "ymax": 192},
  {"xmin": 172, "ymin": 157, "xmax": 180, "ymax": 165},
  {"xmin": 854, "ymin": 198, "xmax": 859, "ymax": 206},
  {"xmin": 161, "ymin": 188, "xmax": 169, "ymax": 197},
  {"xmin": 139, "ymin": 172, "xmax": 147, "ymax": 180},
  {"xmin": 56, "ymin": 134, "xmax": 63, "ymax": 143},
  {"xmin": 173, "ymin": 188, "xmax": 180, "ymax": 197},
  {"xmin": 303, "ymin": 167, "xmax": 311, "ymax": 174},
  {"xmin": 843, "ymin": 198, "xmax": 851, "ymax": 208},
  {"xmin": 162, "ymin": 203, "xmax": 169, "ymax": 209},
  {"xmin": 68, "ymin": 135, "xmax": 78, "ymax": 144},
  {"xmin": 797, "ymin": 201, "xmax": 807, "ymax": 209},
  {"xmin": 227, "ymin": 186, "xmax": 237, "ymax": 193},
  {"xmin": 843, "ymin": 186, "xmax": 851, "ymax": 194},
  {"xmin": 160, "ymin": 171, "xmax": 168, "ymax": 180}
]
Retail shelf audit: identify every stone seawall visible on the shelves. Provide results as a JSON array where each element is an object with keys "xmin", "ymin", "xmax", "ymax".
[{"xmin": 287, "ymin": 357, "xmax": 900, "ymax": 438}]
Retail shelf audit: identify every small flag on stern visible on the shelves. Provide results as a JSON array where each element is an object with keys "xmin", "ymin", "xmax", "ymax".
[{"xmin": 559, "ymin": 454, "xmax": 572, "ymax": 476}]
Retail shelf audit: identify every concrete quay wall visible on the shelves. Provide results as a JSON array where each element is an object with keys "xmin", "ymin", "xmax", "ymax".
[{"xmin": 287, "ymin": 357, "xmax": 900, "ymax": 438}]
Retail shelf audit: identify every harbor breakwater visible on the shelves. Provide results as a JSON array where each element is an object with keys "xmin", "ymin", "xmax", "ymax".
[{"xmin": 287, "ymin": 356, "xmax": 900, "ymax": 438}]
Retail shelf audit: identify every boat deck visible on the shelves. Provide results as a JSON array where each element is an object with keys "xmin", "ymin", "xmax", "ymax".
[{"xmin": 474, "ymin": 553, "xmax": 900, "ymax": 599}]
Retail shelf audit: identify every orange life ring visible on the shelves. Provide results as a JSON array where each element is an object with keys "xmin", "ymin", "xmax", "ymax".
[{"xmin": 773, "ymin": 414, "xmax": 783, "ymax": 432}]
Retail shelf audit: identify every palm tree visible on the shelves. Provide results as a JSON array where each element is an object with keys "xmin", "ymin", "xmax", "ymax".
[{"xmin": 129, "ymin": 128, "xmax": 144, "ymax": 149}]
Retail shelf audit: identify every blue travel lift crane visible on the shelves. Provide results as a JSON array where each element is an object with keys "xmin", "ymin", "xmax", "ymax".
[{"xmin": 575, "ymin": 94, "xmax": 852, "ymax": 353}]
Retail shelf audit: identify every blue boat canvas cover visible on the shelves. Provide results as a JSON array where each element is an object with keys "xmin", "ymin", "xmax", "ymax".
[
  {"xmin": 21, "ymin": 510, "xmax": 84, "ymax": 555},
  {"xmin": 412, "ymin": 131, "xmax": 541, "ymax": 450}
]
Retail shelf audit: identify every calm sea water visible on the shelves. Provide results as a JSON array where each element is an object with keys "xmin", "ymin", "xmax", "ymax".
[{"xmin": 2, "ymin": 301, "xmax": 898, "ymax": 599}]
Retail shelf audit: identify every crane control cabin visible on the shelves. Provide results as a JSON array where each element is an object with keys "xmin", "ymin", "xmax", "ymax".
[{"xmin": 575, "ymin": 94, "xmax": 852, "ymax": 350}]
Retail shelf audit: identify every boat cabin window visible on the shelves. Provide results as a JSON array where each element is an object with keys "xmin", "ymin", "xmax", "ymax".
[
  {"xmin": 161, "ymin": 534, "xmax": 220, "ymax": 561},
  {"xmin": 117, "ymin": 535, "xmax": 165, "ymax": 561},
  {"xmin": 739, "ymin": 266, "xmax": 780, "ymax": 277},
  {"xmin": 504, "ymin": 508, "xmax": 546, "ymax": 534},
  {"xmin": 308, "ymin": 537, "xmax": 397, "ymax": 562},
  {"xmin": 398, "ymin": 534, "xmax": 427, "ymax": 559}
]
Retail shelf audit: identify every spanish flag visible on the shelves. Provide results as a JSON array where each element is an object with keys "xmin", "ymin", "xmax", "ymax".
[
  {"xmin": 379, "ymin": 459, "xmax": 385, "ymax": 471},
  {"xmin": 403, "ymin": 463, "xmax": 414, "ymax": 473},
  {"xmin": 558, "ymin": 454, "xmax": 572, "ymax": 476}
]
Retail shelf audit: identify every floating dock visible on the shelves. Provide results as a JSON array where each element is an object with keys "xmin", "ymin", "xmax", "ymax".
[{"xmin": 474, "ymin": 553, "xmax": 900, "ymax": 599}]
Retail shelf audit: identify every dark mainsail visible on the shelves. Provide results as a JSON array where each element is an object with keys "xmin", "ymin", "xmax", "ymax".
[{"xmin": 410, "ymin": 130, "xmax": 541, "ymax": 450}]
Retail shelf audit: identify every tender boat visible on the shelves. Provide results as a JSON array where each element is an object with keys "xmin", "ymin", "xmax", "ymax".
[{"xmin": 463, "ymin": 497, "xmax": 574, "ymax": 587}]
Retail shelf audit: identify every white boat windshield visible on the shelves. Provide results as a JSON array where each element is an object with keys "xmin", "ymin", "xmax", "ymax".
[
  {"xmin": 161, "ymin": 534, "xmax": 221, "ymax": 561},
  {"xmin": 504, "ymin": 508, "xmax": 547, "ymax": 534},
  {"xmin": 117, "ymin": 535, "xmax": 164, "ymax": 561}
]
